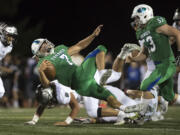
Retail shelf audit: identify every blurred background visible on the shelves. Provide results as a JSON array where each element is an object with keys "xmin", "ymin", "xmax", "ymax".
[{"xmin": 0, "ymin": 0, "xmax": 180, "ymax": 108}]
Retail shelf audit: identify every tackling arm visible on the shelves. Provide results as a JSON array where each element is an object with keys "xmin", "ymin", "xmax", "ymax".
[
  {"xmin": 68, "ymin": 93, "xmax": 80, "ymax": 119},
  {"xmin": 67, "ymin": 25, "xmax": 103, "ymax": 56},
  {"xmin": 38, "ymin": 60, "xmax": 54, "ymax": 88},
  {"xmin": 25, "ymin": 104, "xmax": 46, "ymax": 125},
  {"xmin": 54, "ymin": 93, "xmax": 80, "ymax": 126},
  {"xmin": 156, "ymin": 24, "xmax": 180, "ymax": 50}
]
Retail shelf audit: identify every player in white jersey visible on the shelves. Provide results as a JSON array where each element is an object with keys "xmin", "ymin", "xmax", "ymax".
[
  {"xmin": 0, "ymin": 22, "xmax": 18, "ymax": 98},
  {"xmin": 25, "ymin": 76, "xmax": 140, "ymax": 126},
  {"xmin": 172, "ymin": 9, "xmax": 180, "ymax": 94}
]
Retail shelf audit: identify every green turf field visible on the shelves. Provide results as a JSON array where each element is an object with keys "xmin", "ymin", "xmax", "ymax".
[{"xmin": 0, "ymin": 106, "xmax": 180, "ymax": 135}]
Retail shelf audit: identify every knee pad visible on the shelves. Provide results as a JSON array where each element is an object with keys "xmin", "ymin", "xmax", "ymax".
[
  {"xmin": 97, "ymin": 107, "xmax": 102, "ymax": 117},
  {"xmin": 97, "ymin": 45, "xmax": 107, "ymax": 53}
]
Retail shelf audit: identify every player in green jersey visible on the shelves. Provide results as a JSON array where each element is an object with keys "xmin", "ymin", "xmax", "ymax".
[
  {"xmin": 31, "ymin": 25, "xmax": 143, "ymax": 113},
  {"xmin": 126, "ymin": 4, "xmax": 180, "ymax": 108}
]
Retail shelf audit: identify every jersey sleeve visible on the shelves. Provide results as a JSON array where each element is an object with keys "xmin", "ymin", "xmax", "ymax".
[
  {"xmin": 151, "ymin": 16, "xmax": 167, "ymax": 30},
  {"xmin": 54, "ymin": 44, "xmax": 68, "ymax": 52}
]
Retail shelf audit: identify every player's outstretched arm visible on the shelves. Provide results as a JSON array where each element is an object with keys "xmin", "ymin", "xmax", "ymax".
[
  {"xmin": 54, "ymin": 93, "xmax": 80, "ymax": 126},
  {"xmin": 68, "ymin": 25, "xmax": 103, "ymax": 56},
  {"xmin": 156, "ymin": 24, "xmax": 180, "ymax": 50},
  {"xmin": 157, "ymin": 24, "xmax": 180, "ymax": 65},
  {"xmin": 25, "ymin": 104, "xmax": 46, "ymax": 125}
]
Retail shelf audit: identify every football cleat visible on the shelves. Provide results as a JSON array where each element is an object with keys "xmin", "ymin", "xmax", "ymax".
[
  {"xmin": 159, "ymin": 100, "xmax": 168, "ymax": 114},
  {"xmin": 124, "ymin": 103, "xmax": 145, "ymax": 113},
  {"xmin": 114, "ymin": 111, "xmax": 126, "ymax": 125},
  {"xmin": 73, "ymin": 118, "xmax": 92, "ymax": 124},
  {"xmin": 24, "ymin": 120, "xmax": 36, "ymax": 125},
  {"xmin": 99, "ymin": 69, "xmax": 112, "ymax": 86},
  {"xmin": 151, "ymin": 111, "xmax": 164, "ymax": 121},
  {"xmin": 115, "ymin": 112, "xmax": 140, "ymax": 125}
]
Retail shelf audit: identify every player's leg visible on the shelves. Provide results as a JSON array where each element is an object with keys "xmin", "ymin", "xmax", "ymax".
[
  {"xmin": 159, "ymin": 77, "xmax": 180, "ymax": 104},
  {"xmin": 87, "ymin": 81, "xmax": 144, "ymax": 113},
  {"xmin": 74, "ymin": 45, "xmax": 143, "ymax": 112},
  {"xmin": 99, "ymin": 55, "xmax": 124, "ymax": 85},
  {"xmin": 99, "ymin": 43, "xmax": 141, "ymax": 85},
  {"xmin": 105, "ymin": 85, "xmax": 137, "ymax": 106},
  {"xmin": 83, "ymin": 90, "xmax": 138, "ymax": 125},
  {"xmin": 83, "ymin": 96, "xmax": 120, "ymax": 121},
  {"xmin": 140, "ymin": 62, "xmax": 176, "ymax": 98},
  {"xmin": 177, "ymin": 72, "xmax": 180, "ymax": 94},
  {"xmin": 99, "ymin": 45, "xmax": 129, "ymax": 86}
]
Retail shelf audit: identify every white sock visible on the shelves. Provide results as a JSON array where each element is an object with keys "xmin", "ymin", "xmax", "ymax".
[
  {"xmin": 175, "ymin": 94, "xmax": 180, "ymax": 104},
  {"xmin": 119, "ymin": 105, "xmax": 126, "ymax": 111},
  {"xmin": 101, "ymin": 117, "xmax": 117, "ymax": 122},
  {"xmin": 159, "ymin": 96, "xmax": 166, "ymax": 104},
  {"xmin": 178, "ymin": 73, "xmax": 180, "ymax": 94},
  {"xmin": 126, "ymin": 112, "xmax": 136, "ymax": 118}
]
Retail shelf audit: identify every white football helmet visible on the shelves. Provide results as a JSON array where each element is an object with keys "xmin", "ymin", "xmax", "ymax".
[
  {"xmin": 131, "ymin": 4, "xmax": 154, "ymax": 26},
  {"xmin": 173, "ymin": 8, "xmax": 180, "ymax": 21},
  {"xmin": 36, "ymin": 85, "xmax": 54, "ymax": 105},
  {"xmin": 0, "ymin": 24, "xmax": 18, "ymax": 46},
  {"xmin": 31, "ymin": 38, "xmax": 55, "ymax": 58}
]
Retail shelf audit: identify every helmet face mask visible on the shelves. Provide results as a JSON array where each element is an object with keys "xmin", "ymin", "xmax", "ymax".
[
  {"xmin": 31, "ymin": 38, "xmax": 55, "ymax": 58},
  {"xmin": 131, "ymin": 4, "xmax": 154, "ymax": 28},
  {"xmin": 36, "ymin": 85, "xmax": 54, "ymax": 105},
  {"xmin": 173, "ymin": 9, "xmax": 180, "ymax": 27}
]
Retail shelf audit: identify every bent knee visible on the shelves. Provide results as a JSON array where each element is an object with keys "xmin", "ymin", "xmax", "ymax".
[{"xmin": 97, "ymin": 45, "xmax": 107, "ymax": 53}]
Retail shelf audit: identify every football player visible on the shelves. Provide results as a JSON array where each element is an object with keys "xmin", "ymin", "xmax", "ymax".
[
  {"xmin": 0, "ymin": 22, "xmax": 18, "ymax": 99},
  {"xmin": 31, "ymin": 25, "xmax": 143, "ymax": 113},
  {"xmin": 125, "ymin": 4, "xmax": 180, "ymax": 113},
  {"xmin": 172, "ymin": 8, "xmax": 180, "ymax": 94}
]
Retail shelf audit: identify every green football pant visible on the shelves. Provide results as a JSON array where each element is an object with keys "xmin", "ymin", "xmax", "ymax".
[{"xmin": 72, "ymin": 45, "xmax": 114, "ymax": 100}]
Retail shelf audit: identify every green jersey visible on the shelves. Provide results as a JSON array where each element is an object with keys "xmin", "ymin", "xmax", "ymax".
[
  {"xmin": 38, "ymin": 45, "xmax": 77, "ymax": 86},
  {"xmin": 136, "ymin": 16, "xmax": 175, "ymax": 62}
]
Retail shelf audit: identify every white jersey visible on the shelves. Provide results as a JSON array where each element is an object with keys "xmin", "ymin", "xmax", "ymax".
[
  {"xmin": 0, "ymin": 41, "xmax": 12, "ymax": 61},
  {"xmin": 52, "ymin": 80, "xmax": 81, "ymax": 105},
  {"xmin": 0, "ymin": 41, "xmax": 13, "ymax": 98},
  {"xmin": 138, "ymin": 42, "xmax": 155, "ymax": 80}
]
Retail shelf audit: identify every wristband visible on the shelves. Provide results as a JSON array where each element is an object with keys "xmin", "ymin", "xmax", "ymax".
[
  {"xmin": 65, "ymin": 116, "xmax": 73, "ymax": 125},
  {"xmin": 32, "ymin": 114, "xmax": 39, "ymax": 123}
]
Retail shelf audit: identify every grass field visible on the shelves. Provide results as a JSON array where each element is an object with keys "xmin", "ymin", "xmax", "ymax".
[{"xmin": 0, "ymin": 106, "xmax": 180, "ymax": 135}]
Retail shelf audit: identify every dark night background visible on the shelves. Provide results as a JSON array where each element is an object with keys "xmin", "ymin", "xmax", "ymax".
[{"xmin": 0, "ymin": 0, "xmax": 180, "ymax": 58}]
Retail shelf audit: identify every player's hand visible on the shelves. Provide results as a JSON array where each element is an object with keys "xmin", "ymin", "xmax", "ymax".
[
  {"xmin": 176, "ymin": 51, "xmax": 180, "ymax": 66},
  {"xmin": 24, "ymin": 120, "xmax": 36, "ymax": 125},
  {"xmin": 92, "ymin": 25, "xmax": 103, "ymax": 37},
  {"xmin": 125, "ymin": 55, "xmax": 133, "ymax": 63},
  {"xmin": 54, "ymin": 121, "xmax": 69, "ymax": 126},
  {"xmin": 38, "ymin": 60, "xmax": 49, "ymax": 71}
]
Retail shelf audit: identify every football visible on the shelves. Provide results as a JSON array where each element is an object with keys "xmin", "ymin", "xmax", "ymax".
[{"xmin": 44, "ymin": 65, "xmax": 56, "ymax": 81}]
